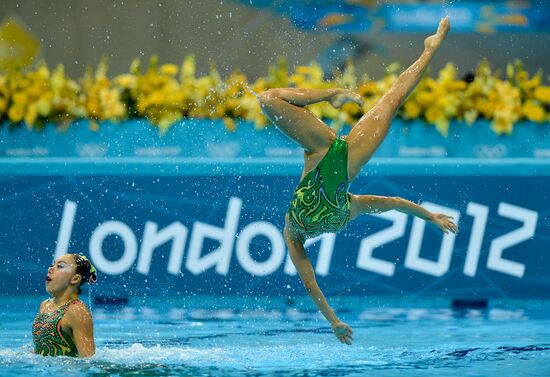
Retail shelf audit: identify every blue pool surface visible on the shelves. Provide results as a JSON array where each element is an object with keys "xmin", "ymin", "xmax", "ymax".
[{"xmin": 1, "ymin": 296, "xmax": 549, "ymax": 376}]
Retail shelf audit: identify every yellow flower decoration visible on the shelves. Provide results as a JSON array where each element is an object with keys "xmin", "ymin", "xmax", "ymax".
[
  {"xmin": 534, "ymin": 86, "xmax": 550, "ymax": 104},
  {"xmin": 1, "ymin": 56, "xmax": 548, "ymax": 136},
  {"xmin": 522, "ymin": 100, "xmax": 545, "ymax": 122}
]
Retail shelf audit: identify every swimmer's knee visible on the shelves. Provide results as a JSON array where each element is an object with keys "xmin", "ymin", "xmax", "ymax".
[{"xmin": 258, "ymin": 89, "xmax": 282, "ymax": 104}]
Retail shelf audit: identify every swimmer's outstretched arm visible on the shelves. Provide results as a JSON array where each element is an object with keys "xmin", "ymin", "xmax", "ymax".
[
  {"xmin": 349, "ymin": 194, "xmax": 458, "ymax": 234},
  {"xmin": 284, "ymin": 221, "xmax": 354, "ymax": 345}
]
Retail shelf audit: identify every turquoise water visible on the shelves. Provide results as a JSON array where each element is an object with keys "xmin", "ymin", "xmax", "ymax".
[{"xmin": 1, "ymin": 296, "xmax": 549, "ymax": 376}]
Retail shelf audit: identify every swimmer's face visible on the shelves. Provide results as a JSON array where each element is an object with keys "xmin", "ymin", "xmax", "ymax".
[{"xmin": 45, "ymin": 255, "xmax": 82, "ymax": 295}]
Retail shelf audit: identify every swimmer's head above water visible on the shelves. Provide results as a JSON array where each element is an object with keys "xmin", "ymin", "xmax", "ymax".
[
  {"xmin": 46, "ymin": 254, "xmax": 97, "ymax": 296},
  {"xmin": 37, "ymin": 254, "xmax": 97, "ymax": 357}
]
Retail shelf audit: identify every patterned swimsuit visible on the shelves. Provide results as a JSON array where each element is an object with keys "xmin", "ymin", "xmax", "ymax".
[
  {"xmin": 32, "ymin": 299, "xmax": 81, "ymax": 357},
  {"xmin": 287, "ymin": 137, "xmax": 351, "ymax": 240}
]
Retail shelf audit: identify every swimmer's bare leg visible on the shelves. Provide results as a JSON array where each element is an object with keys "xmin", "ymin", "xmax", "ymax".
[
  {"xmin": 258, "ymin": 88, "xmax": 361, "ymax": 155},
  {"xmin": 346, "ymin": 17, "xmax": 450, "ymax": 181}
]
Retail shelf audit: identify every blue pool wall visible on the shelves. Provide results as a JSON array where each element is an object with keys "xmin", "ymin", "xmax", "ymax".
[{"xmin": 1, "ymin": 119, "xmax": 549, "ymax": 298}]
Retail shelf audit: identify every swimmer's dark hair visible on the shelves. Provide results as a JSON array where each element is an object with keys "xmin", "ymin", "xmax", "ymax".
[{"xmin": 71, "ymin": 254, "xmax": 98, "ymax": 294}]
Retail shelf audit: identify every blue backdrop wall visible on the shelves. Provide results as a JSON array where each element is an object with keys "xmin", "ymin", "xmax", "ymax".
[{"xmin": 1, "ymin": 119, "xmax": 549, "ymax": 298}]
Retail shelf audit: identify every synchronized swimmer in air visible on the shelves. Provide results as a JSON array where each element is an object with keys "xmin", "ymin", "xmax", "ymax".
[{"xmin": 259, "ymin": 17, "xmax": 457, "ymax": 345}]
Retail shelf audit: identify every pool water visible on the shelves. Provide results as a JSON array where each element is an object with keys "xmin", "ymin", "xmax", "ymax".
[{"xmin": 1, "ymin": 296, "xmax": 549, "ymax": 376}]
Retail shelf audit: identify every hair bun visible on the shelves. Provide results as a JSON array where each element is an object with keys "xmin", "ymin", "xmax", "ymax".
[{"xmin": 88, "ymin": 273, "xmax": 97, "ymax": 285}]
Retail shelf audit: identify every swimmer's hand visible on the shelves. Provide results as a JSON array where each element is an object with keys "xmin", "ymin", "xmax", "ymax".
[
  {"xmin": 330, "ymin": 89, "xmax": 364, "ymax": 109},
  {"xmin": 424, "ymin": 17, "xmax": 450, "ymax": 52},
  {"xmin": 331, "ymin": 320, "xmax": 353, "ymax": 345},
  {"xmin": 431, "ymin": 213, "xmax": 458, "ymax": 234}
]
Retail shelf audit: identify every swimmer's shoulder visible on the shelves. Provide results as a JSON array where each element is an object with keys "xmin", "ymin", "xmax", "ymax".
[
  {"xmin": 38, "ymin": 299, "xmax": 51, "ymax": 312},
  {"xmin": 64, "ymin": 300, "xmax": 92, "ymax": 321},
  {"xmin": 63, "ymin": 300, "xmax": 93, "ymax": 332}
]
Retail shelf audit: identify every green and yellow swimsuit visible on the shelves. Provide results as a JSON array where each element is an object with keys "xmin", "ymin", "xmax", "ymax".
[
  {"xmin": 32, "ymin": 299, "xmax": 80, "ymax": 357},
  {"xmin": 288, "ymin": 137, "xmax": 351, "ymax": 239}
]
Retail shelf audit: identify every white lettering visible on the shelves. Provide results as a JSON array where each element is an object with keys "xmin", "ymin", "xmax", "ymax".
[
  {"xmin": 236, "ymin": 221, "xmax": 285, "ymax": 276},
  {"xmin": 404, "ymin": 202, "xmax": 460, "ymax": 277},
  {"xmin": 463, "ymin": 202, "xmax": 489, "ymax": 277},
  {"xmin": 54, "ymin": 200, "xmax": 77, "ymax": 259},
  {"xmin": 487, "ymin": 203, "xmax": 537, "ymax": 278},
  {"xmin": 89, "ymin": 221, "xmax": 138, "ymax": 275},
  {"xmin": 137, "ymin": 221, "xmax": 188, "ymax": 275},
  {"xmin": 356, "ymin": 211, "xmax": 407, "ymax": 277},
  {"xmin": 54, "ymin": 196, "xmax": 540, "ymax": 284},
  {"xmin": 185, "ymin": 197, "xmax": 241, "ymax": 275}
]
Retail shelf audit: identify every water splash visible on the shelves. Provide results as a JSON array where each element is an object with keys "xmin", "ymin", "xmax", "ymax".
[
  {"xmin": 442, "ymin": 0, "xmax": 456, "ymax": 18},
  {"xmin": 242, "ymin": 83, "xmax": 260, "ymax": 100}
]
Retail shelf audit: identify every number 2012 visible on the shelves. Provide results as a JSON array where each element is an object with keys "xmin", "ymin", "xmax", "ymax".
[{"xmin": 357, "ymin": 202, "xmax": 538, "ymax": 278}]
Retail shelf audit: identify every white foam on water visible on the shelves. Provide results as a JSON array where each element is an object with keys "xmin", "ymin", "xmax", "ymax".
[
  {"xmin": 2, "ymin": 337, "xmax": 550, "ymax": 376},
  {"xmin": 95, "ymin": 343, "xmax": 235, "ymax": 365},
  {"xmin": 0, "ymin": 344, "xmax": 235, "ymax": 369}
]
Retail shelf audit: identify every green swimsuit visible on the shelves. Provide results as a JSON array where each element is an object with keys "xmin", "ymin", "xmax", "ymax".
[
  {"xmin": 32, "ymin": 299, "xmax": 80, "ymax": 357},
  {"xmin": 288, "ymin": 137, "xmax": 351, "ymax": 239}
]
